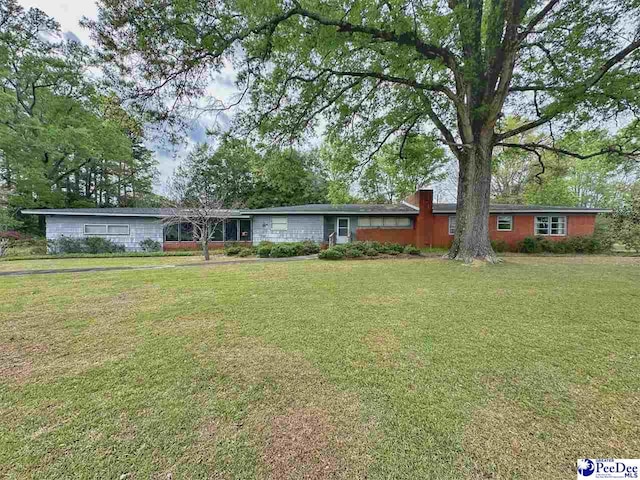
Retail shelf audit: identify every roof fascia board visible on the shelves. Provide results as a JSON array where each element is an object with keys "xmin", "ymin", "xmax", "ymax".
[{"xmin": 21, "ymin": 210, "xmax": 250, "ymax": 219}]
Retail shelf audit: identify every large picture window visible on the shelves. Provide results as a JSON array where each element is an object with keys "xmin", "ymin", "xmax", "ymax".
[
  {"xmin": 535, "ymin": 216, "xmax": 566, "ymax": 236},
  {"xmin": 84, "ymin": 224, "xmax": 130, "ymax": 235},
  {"xmin": 357, "ymin": 217, "xmax": 411, "ymax": 227}
]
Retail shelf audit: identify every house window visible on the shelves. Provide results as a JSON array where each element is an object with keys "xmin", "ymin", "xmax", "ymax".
[
  {"xmin": 84, "ymin": 224, "xmax": 130, "ymax": 235},
  {"xmin": 448, "ymin": 216, "xmax": 456, "ymax": 235},
  {"xmin": 535, "ymin": 216, "xmax": 566, "ymax": 236},
  {"xmin": 497, "ymin": 215, "xmax": 513, "ymax": 231},
  {"xmin": 209, "ymin": 223, "xmax": 223, "ymax": 241},
  {"xmin": 271, "ymin": 216, "xmax": 288, "ymax": 231},
  {"xmin": 240, "ymin": 219, "xmax": 252, "ymax": 240},
  {"xmin": 358, "ymin": 217, "xmax": 410, "ymax": 227},
  {"xmin": 164, "ymin": 224, "xmax": 179, "ymax": 241},
  {"xmin": 180, "ymin": 222, "xmax": 193, "ymax": 241}
]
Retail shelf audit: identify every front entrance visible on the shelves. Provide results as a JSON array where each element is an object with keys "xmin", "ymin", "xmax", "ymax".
[{"xmin": 336, "ymin": 217, "xmax": 350, "ymax": 244}]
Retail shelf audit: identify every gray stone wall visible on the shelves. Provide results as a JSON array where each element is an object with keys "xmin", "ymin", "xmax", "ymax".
[
  {"xmin": 252, "ymin": 215, "xmax": 324, "ymax": 244},
  {"xmin": 46, "ymin": 215, "xmax": 164, "ymax": 252}
]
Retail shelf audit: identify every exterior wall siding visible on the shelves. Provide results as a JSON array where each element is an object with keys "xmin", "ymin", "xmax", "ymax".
[
  {"xmin": 252, "ymin": 214, "xmax": 324, "ymax": 244},
  {"xmin": 46, "ymin": 215, "xmax": 163, "ymax": 252},
  {"xmin": 432, "ymin": 213, "xmax": 599, "ymax": 249}
]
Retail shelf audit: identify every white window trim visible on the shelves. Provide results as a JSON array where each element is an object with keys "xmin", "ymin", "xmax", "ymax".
[
  {"xmin": 448, "ymin": 216, "xmax": 456, "ymax": 236},
  {"xmin": 271, "ymin": 216, "xmax": 288, "ymax": 231},
  {"xmin": 84, "ymin": 224, "xmax": 130, "ymax": 235},
  {"xmin": 496, "ymin": 215, "xmax": 513, "ymax": 232},
  {"xmin": 535, "ymin": 215, "xmax": 567, "ymax": 236}
]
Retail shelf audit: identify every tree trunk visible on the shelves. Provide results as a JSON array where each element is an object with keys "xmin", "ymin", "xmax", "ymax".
[
  {"xmin": 201, "ymin": 238, "xmax": 210, "ymax": 261},
  {"xmin": 448, "ymin": 139, "xmax": 499, "ymax": 263}
]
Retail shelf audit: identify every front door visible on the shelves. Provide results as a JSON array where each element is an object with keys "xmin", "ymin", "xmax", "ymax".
[{"xmin": 336, "ymin": 217, "xmax": 350, "ymax": 244}]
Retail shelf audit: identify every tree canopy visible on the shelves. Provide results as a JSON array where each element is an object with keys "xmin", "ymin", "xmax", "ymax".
[{"xmin": 0, "ymin": 0, "xmax": 160, "ymax": 233}]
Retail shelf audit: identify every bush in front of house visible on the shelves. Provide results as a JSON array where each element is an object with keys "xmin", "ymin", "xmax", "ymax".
[
  {"xmin": 403, "ymin": 245, "xmax": 421, "ymax": 255},
  {"xmin": 318, "ymin": 247, "xmax": 345, "ymax": 260},
  {"xmin": 319, "ymin": 241, "xmax": 413, "ymax": 260},
  {"xmin": 48, "ymin": 236, "xmax": 126, "ymax": 254},
  {"xmin": 490, "ymin": 239, "xmax": 510, "ymax": 253},
  {"xmin": 237, "ymin": 247, "xmax": 255, "ymax": 257},
  {"xmin": 300, "ymin": 240, "xmax": 321, "ymax": 255},
  {"xmin": 140, "ymin": 238, "xmax": 162, "ymax": 252},
  {"xmin": 516, "ymin": 235, "xmax": 609, "ymax": 254},
  {"xmin": 269, "ymin": 243, "xmax": 301, "ymax": 258},
  {"xmin": 254, "ymin": 241, "xmax": 320, "ymax": 258},
  {"xmin": 224, "ymin": 245, "xmax": 243, "ymax": 256}
]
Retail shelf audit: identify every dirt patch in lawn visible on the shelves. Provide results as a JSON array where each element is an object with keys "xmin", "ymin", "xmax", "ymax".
[
  {"xmin": 460, "ymin": 387, "xmax": 640, "ymax": 479},
  {"xmin": 364, "ymin": 329, "xmax": 401, "ymax": 365},
  {"xmin": 0, "ymin": 342, "xmax": 48, "ymax": 382},
  {"xmin": 264, "ymin": 407, "xmax": 338, "ymax": 480},
  {"xmin": 188, "ymin": 338, "xmax": 375, "ymax": 479}
]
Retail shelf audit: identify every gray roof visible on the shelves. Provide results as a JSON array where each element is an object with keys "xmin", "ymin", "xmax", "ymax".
[
  {"xmin": 21, "ymin": 207, "xmax": 249, "ymax": 218},
  {"xmin": 22, "ymin": 202, "xmax": 611, "ymax": 218},
  {"xmin": 242, "ymin": 203, "xmax": 419, "ymax": 215},
  {"xmin": 432, "ymin": 203, "xmax": 611, "ymax": 214}
]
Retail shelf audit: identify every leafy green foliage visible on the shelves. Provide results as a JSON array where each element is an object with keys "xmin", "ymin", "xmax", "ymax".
[
  {"xmin": 180, "ymin": 137, "xmax": 329, "ymax": 208},
  {"xmin": 609, "ymin": 182, "xmax": 640, "ymax": 252},
  {"xmin": 319, "ymin": 241, "xmax": 410, "ymax": 260},
  {"xmin": 516, "ymin": 235, "xmax": 609, "ymax": 254},
  {"xmin": 0, "ymin": 1, "xmax": 159, "ymax": 234},
  {"xmin": 48, "ymin": 236, "xmax": 126, "ymax": 254},
  {"xmin": 139, "ymin": 239, "xmax": 162, "ymax": 252}
]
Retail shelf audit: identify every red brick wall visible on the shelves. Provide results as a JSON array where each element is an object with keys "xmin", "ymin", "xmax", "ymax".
[
  {"xmin": 414, "ymin": 190, "xmax": 433, "ymax": 247},
  {"xmin": 355, "ymin": 228, "xmax": 416, "ymax": 245},
  {"xmin": 163, "ymin": 241, "xmax": 252, "ymax": 251},
  {"xmin": 431, "ymin": 213, "xmax": 598, "ymax": 249}
]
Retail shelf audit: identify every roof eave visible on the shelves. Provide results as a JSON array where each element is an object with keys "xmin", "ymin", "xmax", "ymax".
[
  {"xmin": 433, "ymin": 208, "xmax": 612, "ymax": 214},
  {"xmin": 21, "ymin": 209, "xmax": 251, "ymax": 219},
  {"xmin": 243, "ymin": 210, "xmax": 418, "ymax": 215}
]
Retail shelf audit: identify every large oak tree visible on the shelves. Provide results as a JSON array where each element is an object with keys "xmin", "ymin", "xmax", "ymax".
[{"xmin": 87, "ymin": 0, "xmax": 640, "ymax": 261}]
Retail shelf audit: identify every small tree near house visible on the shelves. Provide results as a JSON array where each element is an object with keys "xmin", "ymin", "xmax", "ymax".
[
  {"xmin": 162, "ymin": 198, "xmax": 234, "ymax": 261},
  {"xmin": 164, "ymin": 161, "xmax": 239, "ymax": 261}
]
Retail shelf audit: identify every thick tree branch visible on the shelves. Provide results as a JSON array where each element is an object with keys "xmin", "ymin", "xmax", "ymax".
[
  {"xmin": 496, "ymin": 142, "xmax": 640, "ymax": 160},
  {"xmin": 518, "ymin": 0, "xmax": 562, "ymax": 40}
]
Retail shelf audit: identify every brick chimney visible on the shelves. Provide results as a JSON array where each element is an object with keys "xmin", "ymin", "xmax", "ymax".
[{"xmin": 405, "ymin": 189, "xmax": 434, "ymax": 247}]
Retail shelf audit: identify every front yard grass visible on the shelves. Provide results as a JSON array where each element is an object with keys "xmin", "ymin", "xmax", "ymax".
[
  {"xmin": 1, "ymin": 256, "xmax": 639, "ymax": 479},
  {"xmin": 0, "ymin": 254, "xmax": 253, "ymax": 272}
]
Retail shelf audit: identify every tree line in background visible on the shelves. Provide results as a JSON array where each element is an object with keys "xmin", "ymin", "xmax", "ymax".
[
  {"xmin": 0, "ymin": 0, "xmax": 160, "ymax": 234},
  {"xmin": 170, "ymin": 132, "xmax": 449, "ymax": 209}
]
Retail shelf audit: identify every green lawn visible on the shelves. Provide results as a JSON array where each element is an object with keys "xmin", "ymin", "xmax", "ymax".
[
  {"xmin": 1, "ymin": 257, "xmax": 639, "ymax": 479},
  {"xmin": 0, "ymin": 254, "xmax": 253, "ymax": 272}
]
